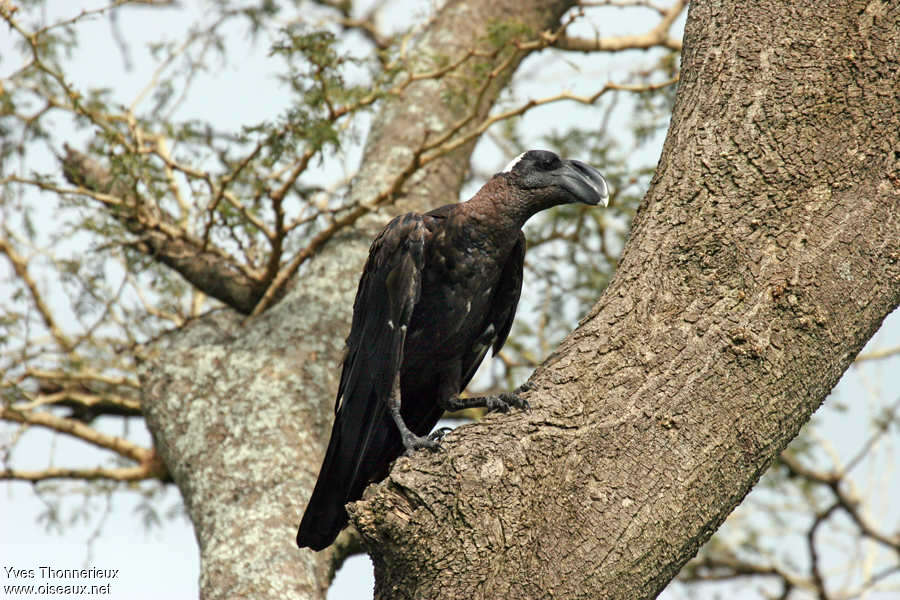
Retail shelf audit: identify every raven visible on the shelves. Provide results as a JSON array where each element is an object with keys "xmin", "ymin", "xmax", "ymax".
[{"xmin": 297, "ymin": 150, "xmax": 609, "ymax": 550}]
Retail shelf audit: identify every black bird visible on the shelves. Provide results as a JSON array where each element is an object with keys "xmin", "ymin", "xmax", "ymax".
[{"xmin": 297, "ymin": 150, "xmax": 609, "ymax": 550}]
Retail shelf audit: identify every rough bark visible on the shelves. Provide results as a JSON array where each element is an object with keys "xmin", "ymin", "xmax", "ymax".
[
  {"xmin": 351, "ymin": 1, "xmax": 900, "ymax": 598},
  {"xmin": 138, "ymin": 1, "xmax": 573, "ymax": 599}
]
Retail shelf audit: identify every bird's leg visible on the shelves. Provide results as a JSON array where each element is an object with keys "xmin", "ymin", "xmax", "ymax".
[
  {"xmin": 388, "ymin": 370, "xmax": 442, "ymax": 455},
  {"xmin": 440, "ymin": 381, "xmax": 534, "ymax": 413}
]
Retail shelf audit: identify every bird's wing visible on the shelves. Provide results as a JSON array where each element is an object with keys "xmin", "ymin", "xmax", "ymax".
[
  {"xmin": 336, "ymin": 212, "xmax": 425, "ymax": 413},
  {"xmin": 459, "ymin": 231, "xmax": 525, "ymax": 389},
  {"xmin": 490, "ymin": 231, "xmax": 526, "ymax": 354},
  {"xmin": 297, "ymin": 212, "xmax": 425, "ymax": 550}
]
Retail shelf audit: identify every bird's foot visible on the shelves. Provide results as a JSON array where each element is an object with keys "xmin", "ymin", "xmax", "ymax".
[
  {"xmin": 485, "ymin": 392, "xmax": 531, "ymax": 413},
  {"xmin": 485, "ymin": 380, "xmax": 534, "ymax": 413},
  {"xmin": 401, "ymin": 428, "xmax": 449, "ymax": 456},
  {"xmin": 441, "ymin": 381, "xmax": 534, "ymax": 414},
  {"xmin": 514, "ymin": 380, "xmax": 535, "ymax": 395}
]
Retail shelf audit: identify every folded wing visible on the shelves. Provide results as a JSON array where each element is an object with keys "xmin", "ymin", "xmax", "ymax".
[{"xmin": 296, "ymin": 213, "xmax": 426, "ymax": 551}]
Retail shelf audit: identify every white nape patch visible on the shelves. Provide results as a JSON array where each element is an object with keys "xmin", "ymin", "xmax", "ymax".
[
  {"xmin": 387, "ymin": 320, "xmax": 394, "ymax": 330},
  {"xmin": 501, "ymin": 152, "xmax": 527, "ymax": 173}
]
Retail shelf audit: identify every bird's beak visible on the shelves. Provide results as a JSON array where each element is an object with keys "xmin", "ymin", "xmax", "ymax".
[{"xmin": 559, "ymin": 160, "xmax": 610, "ymax": 207}]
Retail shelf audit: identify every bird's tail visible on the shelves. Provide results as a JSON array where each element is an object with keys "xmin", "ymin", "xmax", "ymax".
[
  {"xmin": 297, "ymin": 389, "xmax": 391, "ymax": 551},
  {"xmin": 297, "ymin": 378, "xmax": 444, "ymax": 550},
  {"xmin": 296, "ymin": 432, "xmax": 352, "ymax": 550}
]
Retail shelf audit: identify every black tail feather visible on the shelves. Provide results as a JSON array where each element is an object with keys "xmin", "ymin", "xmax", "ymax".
[
  {"xmin": 297, "ymin": 383, "xmax": 444, "ymax": 550},
  {"xmin": 296, "ymin": 465, "xmax": 350, "ymax": 550},
  {"xmin": 296, "ymin": 422, "xmax": 356, "ymax": 550},
  {"xmin": 297, "ymin": 385, "xmax": 390, "ymax": 550}
]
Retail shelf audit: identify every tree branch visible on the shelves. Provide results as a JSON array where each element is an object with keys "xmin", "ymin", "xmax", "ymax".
[
  {"xmin": 854, "ymin": 345, "xmax": 900, "ymax": 362},
  {"xmin": 0, "ymin": 405, "xmax": 153, "ymax": 464},
  {"xmin": 420, "ymin": 74, "xmax": 680, "ymax": 163},
  {"xmin": 555, "ymin": 0, "xmax": 686, "ymax": 52},
  {"xmin": 680, "ymin": 553, "xmax": 809, "ymax": 591},
  {"xmin": 352, "ymin": 2, "xmax": 900, "ymax": 597},
  {"xmin": 0, "ymin": 234, "xmax": 74, "ymax": 352},
  {"xmin": 60, "ymin": 146, "xmax": 269, "ymax": 314},
  {"xmin": 781, "ymin": 452, "xmax": 900, "ymax": 551},
  {"xmin": 0, "ymin": 463, "xmax": 165, "ymax": 483}
]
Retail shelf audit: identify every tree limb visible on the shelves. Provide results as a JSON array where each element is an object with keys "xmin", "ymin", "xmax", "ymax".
[
  {"xmin": 352, "ymin": 1, "xmax": 900, "ymax": 597},
  {"xmin": 0, "ymin": 234, "xmax": 74, "ymax": 352},
  {"xmin": 60, "ymin": 145, "xmax": 269, "ymax": 314},
  {"xmin": 555, "ymin": 0, "xmax": 686, "ymax": 52},
  {"xmin": 0, "ymin": 464, "xmax": 165, "ymax": 483},
  {"xmin": 0, "ymin": 405, "xmax": 153, "ymax": 464}
]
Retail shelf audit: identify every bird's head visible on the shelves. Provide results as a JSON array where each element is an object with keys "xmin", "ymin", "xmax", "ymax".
[{"xmin": 500, "ymin": 149, "xmax": 610, "ymax": 208}]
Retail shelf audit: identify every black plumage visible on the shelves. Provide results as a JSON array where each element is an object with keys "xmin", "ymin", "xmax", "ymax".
[{"xmin": 297, "ymin": 150, "xmax": 609, "ymax": 550}]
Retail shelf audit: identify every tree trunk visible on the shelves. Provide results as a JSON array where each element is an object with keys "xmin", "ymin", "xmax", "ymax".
[
  {"xmin": 138, "ymin": 1, "xmax": 573, "ymax": 598},
  {"xmin": 351, "ymin": 1, "xmax": 900, "ymax": 598}
]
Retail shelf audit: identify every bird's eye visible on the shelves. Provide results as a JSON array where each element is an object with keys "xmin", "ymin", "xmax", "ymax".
[{"xmin": 539, "ymin": 156, "xmax": 559, "ymax": 170}]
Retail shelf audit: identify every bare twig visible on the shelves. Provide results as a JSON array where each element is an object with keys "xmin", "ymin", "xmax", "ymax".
[
  {"xmin": 556, "ymin": 0, "xmax": 687, "ymax": 52},
  {"xmin": 22, "ymin": 368, "xmax": 140, "ymax": 390},
  {"xmin": 0, "ymin": 405, "xmax": 151, "ymax": 464},
  {"xmin": 0, "ymin": 464, "xmax": 163, "ymax": 482},
  {"xmin": 0, "ymin": 234, "xmax": 74, "ymax": 352},
  {"xmin": 781, "ymin": 451, "xmax": 900, "ymax": 550},
  {"xmin": 807, "ymin": 504, "xmax": 838, "ymax": 600},
  {"xmin": 420, "ymin": 75, "xmax": 680, "ymax": 163},
  {"xmin": 855, "ymin": 345, "xmax": 900, "ymax": 362}
]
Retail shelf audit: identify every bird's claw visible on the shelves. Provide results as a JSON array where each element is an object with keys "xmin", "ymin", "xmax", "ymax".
[
  {"xmin": 428, "ymin": 427, "xmax": 453, "ymax": 443},
  {"xmin": 486, "ymin": 392, "xmax": 531, "ymax": 413},
  {"xmin": 401, "ymin": 430, "xmax": 447, "ymax": 456}
]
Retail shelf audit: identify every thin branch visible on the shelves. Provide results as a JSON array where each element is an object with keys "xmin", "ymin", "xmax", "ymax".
[
  {"xmin": 420, "ymin": 75, "xmax": 680, "ymax": 164},
  {"xmin": 12, "ymin": 390, "xmax": 141, "ymax": 416},
  {"xmin": 781, "ymin": 451, "xmax": 900, "ymax": 550},
  {"xmin": 59, "ymin": 147, "xmax": 268, "ymax": 314},
  {"xmin": 154, "ymin": 136, "xmax": 191, "ymax": 223},
  {"xmin": 258, "ymin": 149, "xmax": 316, "ymax": 288},
  {"xmin": 246, "ymin": 203, "xmax": 369, "ymax": 318},
  {"xmin": 127, "ymin": 12, "xmax": 229, "ymax": 114},
  {"xmin": 0, "ymin": 234, "xmax": 74, "ymax": 352},
  {"xmin": 855, "ymin": 346, "xmax": 900, "ymax": 362},
  {"xmin": 842, "ymin": 396, "xmax": 900, "ymax": 473},
  {"xmin": 22, "ymin": 368, "xmax": 141, "ymax": 390},
  {"xmin": 0, "ymin": 405, "xmax": 151, "ymax": 464},
  {"xmin": 199, "ymin": 136, "xmax": 277, "ymax": 243},
  {"xmin": 416, "ymin": 46, "xmax": 526, "ymax": 162},
  {"xmin": 29, "ymin": 0, "xmax": 171, "ymax": 39},
  {"xmin": 578, "ymin": 0, "xmax": 668, "ymax": 14},
  {"xmin": 326, "ymin": 46, "xmax": 495, "ymax": 122},
  {"xmin": 0, "ymin": 464, "xmax": 163, "ymax": 482},
  {"xmin": 337, "ymin": 16, "xmax": 393, "ymax": 50},
  {"xmin": 1, "ymin": 10, "xmax": 133, "ymax": 151},
  {"xmin": 555, "ymin": 0, "xmax": 686, "ymax": 52},
  {"xmin": 246, "ymin": 134, "xmax": 434, "ymax": 319},
  {"xmin": 680, "ymin": 553, "xmax": 808, "ymax": 590},
  {"xmin": 807, "ymin": 503, "xmax": 838, "ymax": 600}
]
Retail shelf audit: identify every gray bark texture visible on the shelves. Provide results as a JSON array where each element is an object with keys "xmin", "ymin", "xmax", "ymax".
[
  {"xmin": 138, "ymin": 1, "xmax": 572, "ymax": 599},
  {"xmin": 349, "ymin": 1, "xmax": 900, "ymax": 599}
]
